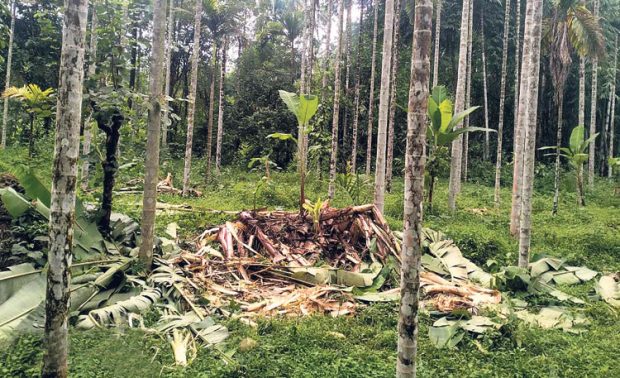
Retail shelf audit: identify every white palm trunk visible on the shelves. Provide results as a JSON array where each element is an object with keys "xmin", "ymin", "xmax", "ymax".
[
  {"xmin": 350, "ymin": 0, "xmax": 364, "ymax": 173},
  {"xmin": 447, "ymin": 0, "xmax": 472, "ymax": 211},
  {"xmin": 481, "ymin": 15, "xmax": 490, "ymax": 162},
  {"xmin": 1, "ymin": 0, "xmax": 15, "ymax": 150},
  {"xmin": 41, "ymin": 0, "xmax": 88, "ymax": 376},
  {"xmin": 341, "ymin": 0, "xmax": 352, "ymax": 146},
  {"xmin": 373, "ymin": 0, "xmax": 395, "ymax": 213},
  {"xmin": 494, "ymin": 0, "xmax": 511, "ymax": 206},
  {"xmin": 386, "ymin": 0, "xmax": 401, "ymax": 192},
  {"xmin": 80, "ymin": 2, "xmax": 98, "ymax": 191},
  {"xmin": 462, "ymin": 0, "xmax": 473, "ymax": 183},
  {"xmin": 610, "ymin": 41, "xmax": 618, "ymax": 178},
  {"xmin": 518, "ymin": 0, "xmax": 543, "ymax": 269},
  {"xmin": 396, "ymin": 0, "xmax": 432, "ymax": 376},
  {"xmin": 138, "ymin": 0, "xmax": 167, "ymax": 268},
  {"xmin": 182, "ymin": 0, "xmax": 202, "ymax": 195},
  {"xmin": 327, "ymin": 0, "xmax": 345, "ymax": 199},
  {"xmin": 588, "ymin": 0, "xmax": 600, "ymax": 186},
  {"xmin": 215, "ymin": 40, "xmax": 227, "ymax": 174},
  {"xmin": 432, "ymin": 0, "xmax": 441, "ymax": 88},
  {"xmin": 320, "ymin": 0, "xmax": 333, "ymax": 101},
  {"xmin": 206, "ymin": 43, "xmax": 218, "ymax": 180},
  {"xmin": 162, "ymin": 0, "xmax": 175, "ymax": 147},
  {"xmin": 365, "ymin": 0, "xmax": 379, "ymax": 176},
  {"xmin": 511, "ymin": 0, "xmax": 531, "ymax": 235}
]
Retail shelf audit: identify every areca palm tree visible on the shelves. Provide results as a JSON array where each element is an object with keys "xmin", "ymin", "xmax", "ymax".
[
  {"xmin": 547, "ymin": 0, "xmax": 604, "ymax": 215},
  {"xmin": 204, "ymin": 0, "xmax": 241, "ymax": 179},
  {"xmin": 279, "ymin": 9, "xmax": 303, "ymax": 83}
]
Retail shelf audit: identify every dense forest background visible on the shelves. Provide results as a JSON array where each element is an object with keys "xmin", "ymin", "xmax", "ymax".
[{"xmin": 1, "ymin": 0, "xmax": 618, "ymax": 178}]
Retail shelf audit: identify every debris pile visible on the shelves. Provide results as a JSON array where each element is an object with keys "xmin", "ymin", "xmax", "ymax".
[
  {"xmin": 162, "ymin": 204, "xmax": 502, "ymax": 320},
  {"xmin": 157, "ymin": 173, "xmax": 202, "ymax": 197}
]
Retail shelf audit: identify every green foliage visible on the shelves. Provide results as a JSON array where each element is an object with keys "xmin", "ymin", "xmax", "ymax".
[
  {"xmin": 427, "ymin": 86, "xmax": 486, "ymax": 148},
  {"xmin": 542, "ymin": 125, "xmax": 598, "ymax": 168}
]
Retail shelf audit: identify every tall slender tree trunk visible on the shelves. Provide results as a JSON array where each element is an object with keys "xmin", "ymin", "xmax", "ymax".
[
  {"xmin": 386, "ymin": 0, "xmax": 401, "ymax": 192},
  {"xmin": 462, "ymin": 0, "xmax": 473, "ymax": 182},
  {"xmin": 350, "ymin": 0, "xmax": 363, "ymax": 172},
  {"xmin": 432, "ymin": 0, "xmax": 441, "ymax": 88},
  {"xmin": 510, "ymin": 0, "xmax": 532, "ymax": 235},
  {"xmin": 609, "ymin": 42, "xmax": 617, "ymax": 178},
  {"xmin": 162, "ymin": 0, "xmax": 175, "ymax": 147},
  {"xmin": 576, "ymin": 2, "xmax": 587, "ymax": 129},
  {"xmin": 128, "ymin": 11, "xmax": 139, "ymax": 110},
  {"xmin": 588, "ymin": 0, "xmax": 600, "ymax": 186},
  {"xmin": 397, "ymin": 0, "xmax": 432, "ymax": 376},
  {"xmin": 373, "ymin": 0, "xmax": 395, "ymax": 213},
  {"xmin": 182, "ymin": 0, "xmax": 202, "ymax": 195},
  {"xmin": 206, "ymin": 44, "xmax": 218, "ymax": 181},
  {"xmin": 365, "ymin": 0, "xmax": 379, "ymax": 176},
  {"xmin": 1, "ymin": 0, "xmax": 15, "ymax": 150},
  {"xmin": 447, "ymin": 0, "xmax": 472, "ymax": 211},
  {"xmin": 215, "ymin": 40, "xmax": 227, "ymax": 174},
  {"xmin": 517, "ymin": 0, "xmax": 543, "ymax": 269},
  {"xmin": 494, "ymin": 0, "xmax": 511, "ymax": 206},
  {"xmin": 602, "ymin": 86, "xmax": 612, "ymax": 175},
  {"xmin": 41, "ymin": 0, "xmax": 88, "ymax": 376},
  {"xmin": 552, "ymin": 96, "xmax": 564, "ymax": 215},
  {"xmin": 301, "ymin": 0, "xmax": 312, "ymax": 93},
  {"xmin": 81, "ymin": 2, "xmax": 98, "ymax": 191},
  {"xmin": 481, "ymin": 15, "xmax": 490, "ymax": 162},
  {"xmin": 320, "ymin": 0, "xmax": 333, "ymax": 101},
  {"xmin": 138, "ymin": 0, "xmax": 166, "ymax": 268},
  {"xmin": 342, "ymin": 0, "xmax": 353, "ymax": 147},
  {"xmin": 512, "ymin": 0, "xmax": 522, "ymax": 153},
  {"xmin": 327, "ymin": 0, "xmax": 345, "ymax": 199}
]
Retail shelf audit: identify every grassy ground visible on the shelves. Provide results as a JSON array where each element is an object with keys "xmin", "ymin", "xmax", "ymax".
[{"xmin": 1, "ymin": 147, "xmax": 619, "ymax": 377}]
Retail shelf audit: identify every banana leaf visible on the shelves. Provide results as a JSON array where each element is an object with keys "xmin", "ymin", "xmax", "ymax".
[
  {"xmin": 596, "ymin": 274, "xmax": 620, "ymax": 308},
  {"xmin": 76, "ymin": 287, "xmax": 161, "ymax": 329},
  {"xmin": 0, "ymin": 260, "xmax": 130, "ymax": 340},
  {"xmin": 0, "ymin": 263, "xmax": 40, "ymax": 303},
  {"xmin": 0, "ymin": 274, "xmax": 46, "ymax": 340}
]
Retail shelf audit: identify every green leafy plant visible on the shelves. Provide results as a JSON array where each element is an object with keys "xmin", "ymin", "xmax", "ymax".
[
  {"xmin": 2, "ymin": 84, "xmax": 55, "ymax": 157},
  {"xmin": 336, "ymin": 163, "xmax": 370, "ymax": 205},
  {"xmin": 541, "ymin": 125, "xmax": 598, "ymax": 206},
  {"xmin": 426, "ymin": 86, "xmax": 489, "ymax": 209},
  {"xmin": 302, "ymin": 197, "xmax": 326, "ymax": 233},
  {"xmin": 269, "ymin": 90, "xmax": 318, "ymax": 212}
]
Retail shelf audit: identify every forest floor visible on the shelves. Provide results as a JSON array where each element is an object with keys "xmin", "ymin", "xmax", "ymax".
[{"xmin": 1, "ymin": 149, "xmax": 619, "ymax": 377}]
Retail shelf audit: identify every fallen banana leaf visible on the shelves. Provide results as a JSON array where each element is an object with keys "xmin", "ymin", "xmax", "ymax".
[
  {"xmin": 354, "ymin": 288, "xmax": 400, "ymax": 302},
  {"xmin": 76, "ymin": 287, "xmax": 162, "ymax": 329},
  {"xmin": 428, "ymin": 321, "xmax": 464, "ymax": 349},
  {"xmin": 596, "ymin": 274, "xmax": 620, "ymax": 308},
  {"xmin": 0, "ymin": 263, "xmax": 40, "ymax": 303},
  {"xmin": 516, "ymin": 306, "xmax": 589, "ymax": 333},
  {"xmin": 531, "ymin": 257, "xmax": 598, "ymax": 286}
]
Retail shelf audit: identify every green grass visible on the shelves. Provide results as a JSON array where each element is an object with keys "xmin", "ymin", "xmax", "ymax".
[{"xmin": 1, "ymin": 146, "xmax": 619, "ymax": 377}]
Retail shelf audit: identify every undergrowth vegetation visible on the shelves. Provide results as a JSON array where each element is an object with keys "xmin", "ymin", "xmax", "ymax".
[{"xmin": 1, "ymin": 146, "xmax": 618, "ymax": 377}]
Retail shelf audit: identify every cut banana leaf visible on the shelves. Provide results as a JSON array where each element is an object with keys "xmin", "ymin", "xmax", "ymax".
[
  {"xmin": 0, "ymin": 187, "xmax": 31, "ymax": 217},
  {"xmin": 596, "ymin": 274, "xmax": 620, "ymax": 308},
  {"xmin": 0, "ymin": 263, "xmax": 40, "ymax": 303},
  {"xmin": 0, "ymin": 275, "xmax": 46, "ymax": 340}
]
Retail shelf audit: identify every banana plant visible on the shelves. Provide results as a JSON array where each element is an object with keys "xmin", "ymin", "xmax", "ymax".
[
  {"xmin": 269, "ymin": 90, "xmax": 318, "ymax": 212},
  {"xmin": 2, "ymin": 84, "xmax": 55, "ymax": 157},
  {"xmin": 541, "ymin": 125, "xmax": 598, "ymax": 206},
  {"xmin": 426, "ymin": 86, "xmax": 489, "ymax": 209}
]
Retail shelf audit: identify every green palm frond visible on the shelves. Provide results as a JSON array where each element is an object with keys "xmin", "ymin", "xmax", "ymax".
[{"xmin": 568, "ymin": 5, "xmax": 605, "ymax": 58}]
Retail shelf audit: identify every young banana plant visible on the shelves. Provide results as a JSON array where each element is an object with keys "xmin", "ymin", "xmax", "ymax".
[
  {"xmin": 542, "ymin": 126, "xmax": 598, "ymax": 206},
  {"xmin": 269, "ymin": 90, "xmax": 319, "ymax": 213},
  {"xmin": 425, "ymin": 86, "xmax": 491, "ymax": 209}
]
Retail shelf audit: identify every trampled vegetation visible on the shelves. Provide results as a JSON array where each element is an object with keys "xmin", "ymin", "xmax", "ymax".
[{"xmin": 0, "ymin": 0, "xmax": 619, "ymax": 377}]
